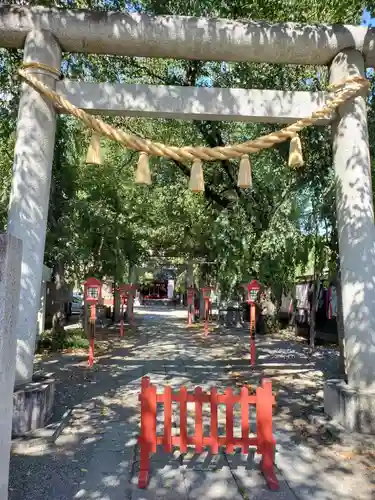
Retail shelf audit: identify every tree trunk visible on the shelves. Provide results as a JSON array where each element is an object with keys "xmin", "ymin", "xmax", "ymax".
[
  {"xmin": 113, "ymin": 280, "xmax": 121, "ymax": 323},
  {"xmin": 258, "ymin": 288, "xmax": 277, "ymax": 334},
  {"xmin": 50, "ymin": 261, "xmax": 66, "ymax": 347},
  {"xmin": 125, "ymin": 264, "xmax": 137, "ymax": 321},
  {"xmin": 309, "ymin": 277, "xmax": 320, "ymax": 349}
]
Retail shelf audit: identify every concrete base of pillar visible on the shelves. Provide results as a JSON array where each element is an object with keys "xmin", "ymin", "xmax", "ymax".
[
  {"xmin": 324, "ymin": 379, "xmax": 375, "ymax": 434},
  {"xmin": 12, "ymin": 373, "xmax": 55, "ymax": 437}
]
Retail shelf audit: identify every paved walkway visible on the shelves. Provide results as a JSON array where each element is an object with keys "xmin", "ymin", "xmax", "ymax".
[{"xmin": 9, "ymin": 307, "xmax": 374, "ymax": 500}]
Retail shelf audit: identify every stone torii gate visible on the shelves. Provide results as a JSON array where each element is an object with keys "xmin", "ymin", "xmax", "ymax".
[{"xmin": 1, "ymin": 4, "xmax": 375, "ymax": 495}]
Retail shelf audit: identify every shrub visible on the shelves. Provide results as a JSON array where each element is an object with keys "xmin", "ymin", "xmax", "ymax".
[{"xmin": 37, "ymin": 328, "xmax": 89, "ymax": 352}]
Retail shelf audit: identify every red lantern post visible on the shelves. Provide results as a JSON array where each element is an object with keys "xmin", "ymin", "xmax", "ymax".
[
  {"xmin": 187, "ymin": 286, "xmax": 195, "ymax": 326},
  {"xmin": 83, "ymin": 277, "xmax": 102, "ymax": 367},
  {"xmin": 243, "ymin": 280, "xmax": 260, "ymax": 366},
  {"xmin": 201, "ymin": 286, "xmax": 214, "ymax": 336}
]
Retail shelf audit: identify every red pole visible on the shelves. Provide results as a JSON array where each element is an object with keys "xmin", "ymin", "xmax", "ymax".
[
  {"xmin": 250, "ymin": 302, "xmax": 256, "ymax": 366},
  {"xmin": 256, "ymin": 379, "xmax": 279, "ymax": 490},
  {"xmin": 138, "ymin": 377, "xmax": 157, "ymax": 489},
  {"xmin": 204, "ymin": 298, "xmax": 209, "ymax": 336},
  {"xmin": 88, "ymin": 303, "xmax": 96, "ymax": 367},
  {"xmin": 120, "ymin": 296, "xmax": 124, "ymax": 337}
]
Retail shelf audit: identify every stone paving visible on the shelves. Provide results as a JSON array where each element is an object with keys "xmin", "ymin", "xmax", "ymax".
[{"xmin": 9, "ymin": 306, "xmax": 375, "ymax": 500}]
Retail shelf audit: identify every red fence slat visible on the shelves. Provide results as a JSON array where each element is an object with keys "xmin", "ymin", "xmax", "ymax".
[
  {"xmin": 240, "ymin": 386, "xmax": 249, "ymax": 452},
  {"xmin": 194, "ymin": 387, "xmax": 204, "ymax": 453},
  {"xmin": 225, "ymin": 388, "xmax": 235, "ymax": 454},
  {"xmin": 163, "ymin": 385, "xmax": 172, "ymax": 452},
  {"xmin": 210, "ymin": 387, "xmax": 219, "ymax": 454},
  {"xmin": 138, "ymin": 377, "xmax": 157, "ymax": 488},
  {"xmin": 256, "ymin": 379, "xmax": 278, "ymax": 491},
  {"xmin": 179, "ymin": 386, "xmax": 188, "ymax": 453}
]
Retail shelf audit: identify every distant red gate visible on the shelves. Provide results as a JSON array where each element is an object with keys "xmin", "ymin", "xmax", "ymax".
[{"xmin": 138, "ymin": 377, "xmax": 279, "ymax": 491}]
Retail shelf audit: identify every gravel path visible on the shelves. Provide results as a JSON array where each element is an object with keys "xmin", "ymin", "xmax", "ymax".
[{"xmin": 8, "ymin": 307, "xmax": 375, "ymax": 500}]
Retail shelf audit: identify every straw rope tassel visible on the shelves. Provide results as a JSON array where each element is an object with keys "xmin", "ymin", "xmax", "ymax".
[
  {"xmin": 189, "ymin": 159, "xmax": 204, "ymax": 192},
  {"xmin": 86, "ymin": 133, "xmax": 102, "ymax": 165},
  {"xmin": 288, "ymin": 134, "xmax": 304, "ymax": 167},
  {"xmin": 237, "ymin": 154, "xmax": 252, "ymax": 188},
  {"xmin": 135, "ymin": 152, "xmax": 152, "ymax": 185}
]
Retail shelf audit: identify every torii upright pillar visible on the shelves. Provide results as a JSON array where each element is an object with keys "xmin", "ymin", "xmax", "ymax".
[
  {"xmin": 324, "ymin": 49, "xmax": 375, "ymax": 433},
  {"xmin": 7, "ymin": 30, "xmax": 61, "ymax": 385}
]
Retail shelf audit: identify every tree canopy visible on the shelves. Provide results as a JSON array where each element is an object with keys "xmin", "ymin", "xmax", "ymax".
[{"xmin": 1, "ymin": 0, "xmax": 374, "ymax": 300}]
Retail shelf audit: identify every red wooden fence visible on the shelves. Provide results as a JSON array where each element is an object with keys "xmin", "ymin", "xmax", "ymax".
[{"xmin": 138, "ymin": 377, "xmax": 279, "ymax": 491}]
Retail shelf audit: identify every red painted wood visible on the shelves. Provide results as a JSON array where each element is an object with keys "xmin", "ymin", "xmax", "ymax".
[
  {"xmin": 179, "ymin": 386, "xmax": 188, "ymax": 453},
  {"xmin": 88, "ymin": 337, "xmax": 94, "ymax": 367},
  {"xmin": 240, "ymin": 386, "xmax": 250, "ymax": 453},
  {"xmin": 194, "ymin": 387, "xmax": 203, "ymax": 453},
  {"xmin": 250, "ymin": 303, "xmax": 256, "ymax": 366},
  {"xmin": 156, "ymin": 436, "xmax": 258, "ymax": 447},
  {"xmin": 156, "ymin": 392, "xmax": 257, "ymax": 405},
  {"xmin": 256, "ymin": 379, "xmax": 278, "ymax": 490},
  {"xmin": 225, "ymin": 388, "xmax": 234, "ymax": 453},
  {"xmin": 138, "ymin": 377, "xmax": 151, "ymax": 488},
  {"xmin": 163, "ymin": 386, "xmax": 172, "ymax": 452},
  {"xmin": 138, "ymin": 377, "xmax": 279, "ymax": 491},
  {"xmin": 90, "ymin": 303, "xmax": 96, "ymax": 321},
  {"xmin": 210, "ymin": 387, "xmax": 219, "ymax": 453}
]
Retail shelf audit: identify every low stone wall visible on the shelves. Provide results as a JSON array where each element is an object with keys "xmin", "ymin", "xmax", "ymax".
[{"xmin": 12, "ymin": 373, "xmax": 55, "ymax": 437}]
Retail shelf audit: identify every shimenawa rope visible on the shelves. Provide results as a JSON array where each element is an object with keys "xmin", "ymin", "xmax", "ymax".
[{"xmin": 17, "ymin": 64, "xmax": 369, "ymax": 164}]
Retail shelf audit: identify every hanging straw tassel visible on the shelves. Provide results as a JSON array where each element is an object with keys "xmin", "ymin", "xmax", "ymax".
[
  {"xmin": 288, "ymin": 133, "xmax": 304, "ymax": 167},
  {"xmin": 237, "ymin": 154, "xmax": 252, "ymax": 188},
  {"xmin": 135, "ymin": 152, "xmax": 152, "ymax": 185},
  {"xmin": 188, "ymin": 159, "xmax": 205, "ymax": 192},
  {"xmin": 86, "ymin": 133, "xmax": 102, "ymax": 165}
]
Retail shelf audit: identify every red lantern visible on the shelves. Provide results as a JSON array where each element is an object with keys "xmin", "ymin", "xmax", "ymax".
[
  {"xmin": 244, "ymin": 279, "xmax": 260, "ymax": 305},
  {"xmin": 83, "ymin": 278, "xmax": 103, "ymax": 367},
  {"xmin": 84, "ymin": 277, "xmax": 102, "ymax": 304}
]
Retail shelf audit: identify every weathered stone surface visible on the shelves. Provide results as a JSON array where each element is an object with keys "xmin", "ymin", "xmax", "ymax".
[
  {"xmin": 12, "ymin": 373, "xmax": 55, "ymax": 437},
  {"xmin": 0, "ymin": 234, "xmax": 22, "ymax": 500},
  {"xmin": 330, "ymin": 49, "xmax": 375, "ymax": 392},
  {"xmin": 8, "ymin": 29, "xmax": 61, "ymax": 385},
  {"xmin": 56, "ymin": 80, "xmax": 335, "ymax": 125},
  {"xmin": 324, "ymin": 379, "xmax": 375, "ymax": 434},
  {"xmin": 1, "ymin": 6, "xmax": 375, "ymax": 66}
]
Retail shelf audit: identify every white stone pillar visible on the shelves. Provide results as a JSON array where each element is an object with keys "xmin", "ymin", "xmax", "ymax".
[
  {"xmin": 7, "ymin": 30, "xmax": 61, "ymax": 385},
  {"xmin": 330, "ymin": 49, "xmax": 375, "ymax": 391},
  {"xmin": 0, "ymin": 234, "xmax": 22, "ymax": 499}
]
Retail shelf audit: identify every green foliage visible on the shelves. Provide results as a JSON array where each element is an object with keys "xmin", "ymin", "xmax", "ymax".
[
  {"xmin": 37, "ymin": 328, "xmax": 89, "ymax": 352},
  {"xmin": 1, "ymin": 0, "xmax": 375, "ymax": 302}
]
